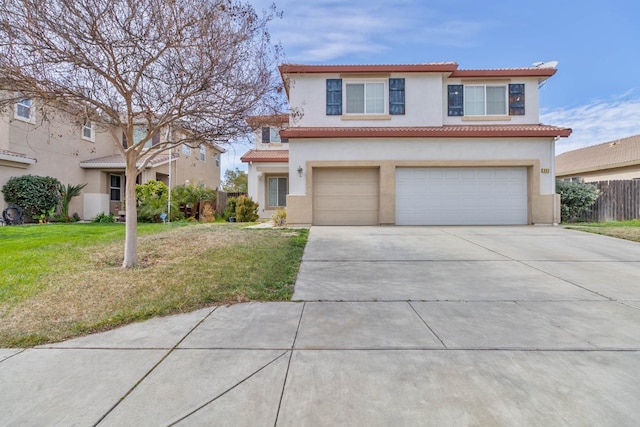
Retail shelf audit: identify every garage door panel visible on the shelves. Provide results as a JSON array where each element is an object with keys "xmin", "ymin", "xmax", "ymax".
[
  {"xmin": 396, "ymin": 167, "xmax": 528, "ymax": 225},
  {"xmin": 313, "ymin": 168, "xmax": 379, "ymax": 226}
]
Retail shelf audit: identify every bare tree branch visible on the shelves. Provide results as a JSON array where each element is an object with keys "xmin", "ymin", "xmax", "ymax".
[{"xmin": 0, "ymin": 0, "xmax": 284, "ymax": 266}]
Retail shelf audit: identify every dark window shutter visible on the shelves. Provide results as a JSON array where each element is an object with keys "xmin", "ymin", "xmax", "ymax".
[
  {"xmin": 509, "ymin": 83, "xmax": 525, "ymax": 115},
  {"xmin": 447, "ymin": 85, "xmax": 464, "ymax": 116},
  {"xmin": 122, "ymin": 132, "xmax": 127, "ymax": 148},
  {"xmin": 152, "ymin": 132, "xmax": 160, "ymax": 146},
  {"xmin": 389, "ymin": 78, "xmax": 405, "ymax": 115},
  {"xmin": 326, "ymin": 79, "xmax": 342, "ymax": 115},
  {"xmin": 262, "ymin": 127, "xmax": 270, "ymax": 143}
]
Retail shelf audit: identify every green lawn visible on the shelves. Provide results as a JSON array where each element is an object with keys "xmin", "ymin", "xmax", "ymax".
[
  {"xmin": 565, "ymin": 219, "xmax": 640, "ymax": 242},
  {"xmin": 0, "ymin": 222, "xmax": 308, "ymax": 347}
]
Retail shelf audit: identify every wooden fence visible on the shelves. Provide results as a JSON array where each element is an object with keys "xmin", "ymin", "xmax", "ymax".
[
  {"xmin": 216, "ymin": 191, "xmax": 246, "ymax": 214},
  {"xmin": 581, "ymin": 180, "xmax": 640, "ymax": 222}
]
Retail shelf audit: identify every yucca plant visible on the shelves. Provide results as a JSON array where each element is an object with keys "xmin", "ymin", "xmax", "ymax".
[{"xmin": 58, "ymin": 183, "xmax": 87, "ymax": 221}]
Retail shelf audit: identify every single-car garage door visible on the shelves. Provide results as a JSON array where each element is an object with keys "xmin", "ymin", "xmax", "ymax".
[
  {"xmin": 396, "ymin": 167, "xmax": 528, "ymax": 225},
  {"xmin": 313, "ymin": 168, "xmax": 379, "ymax": 225}
]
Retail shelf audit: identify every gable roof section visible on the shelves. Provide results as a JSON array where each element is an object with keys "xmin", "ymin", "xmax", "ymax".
[
  {"xmin": 240, "ymin": 150, "xmax": 289, "ymax": 163},
  {"xmin": 556, "ymin": 134, "xmax": 640, "ymax": 176},
  {"xmin": 280, "ymin": 125, "xmax": 571, "ymax": 139}
]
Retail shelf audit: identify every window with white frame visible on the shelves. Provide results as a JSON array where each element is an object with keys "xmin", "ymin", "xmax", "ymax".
[
  {"xmin": 215, "ymin": 153, "xmax": 220, "ymax": 167},
  {"xmin": 464, "ymin": 85, "xmax": 507, "ymax": 116},
  {"xmin": 267, "ymin": 176, "xmax": 287, "ymax": 207},
  {"xmin": 15, "ymin": 98, "xmax": 34, "ymax": 122},
  {"xmin": 182, "ymin": 144, "xmax": 191, "ymax": 156},
  {"xmin": 82, "ymin": 121, "xmax": 95, "ymax": 141},
  {"xmin": 345, "ymin": 81, "xmax": 385, "ymax": 114},
  {"xmin": 199, "ymin": 144, "xmax": 206, "ymax": 161},
  {"xmin": 261, "ymin": 126, "xmax": 283, "ymax": 143}
]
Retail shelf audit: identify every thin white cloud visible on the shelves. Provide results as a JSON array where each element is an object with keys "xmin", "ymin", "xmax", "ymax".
[
  {"xmin": 542, "ymin": 91, "xmax": 640, "ymax": 154},
  {"xmin": 262, "ymin": 0, "xmax": 492, "ymax": 63}
]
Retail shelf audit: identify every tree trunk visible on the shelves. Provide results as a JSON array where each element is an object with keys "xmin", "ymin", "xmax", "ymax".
[{"xmin": 122, "ymin": 161, "xmax": 138, "ymax": 268}]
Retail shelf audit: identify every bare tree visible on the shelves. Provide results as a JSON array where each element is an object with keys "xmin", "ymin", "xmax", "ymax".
[{"xmin": 0, "ymin": 0, "xmax": 283, "ymax": 267}]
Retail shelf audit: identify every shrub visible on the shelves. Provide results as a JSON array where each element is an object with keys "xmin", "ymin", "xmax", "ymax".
[
  {"xmin": 223, "ymin": 197, "xmax": 237, "ymax": 221},
  {"xmin": 92, "ymin": 212, "xmax": 116, "ymax": 223},
  {"xmin": 272, "ymin": 209, "xmax": 286, "ymax": 227},
  {"xmin": 136, "ymin": 180, "xmax": 178, "ymax": 222},
  {"xmin": 72, "ymin": 212, "xmax": 81, "ymax": 222},
  {"xmin": 235, "ymin": 195, "xmax": 259, "ymax": 222},
  {"xmin": 556, "ymin": 180, "xmax": 601, "ymax": 222},
  {"xmin": 1, "ymin": 175, "xmax": 61, "ymax": 219},
  {"xmin": 58, "ymin": 183, "xmax": 87, "ymax": 221}
]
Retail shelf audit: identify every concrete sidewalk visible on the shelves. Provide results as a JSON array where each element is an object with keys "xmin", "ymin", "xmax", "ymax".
[{"xmin": 2, "ymin": 226, "xmax": 640, "ymax": 425}]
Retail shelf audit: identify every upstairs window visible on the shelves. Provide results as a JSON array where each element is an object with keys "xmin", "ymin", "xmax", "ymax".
[
  {"xmin": 82, "ymin": 121, "xmax": 95, "ymax": 142},
  {"xmin": 261, "ymin": 126, "xmax": 283, "ymax": 143},
  {"xmin": 215, "ymin": 153, "xmax": 220, "ymax": 167},
  {"xmin": 199, "ymin": 144, "xmax": 206, "ymax": 161},
  {"xmin": 464, "ymin": 85, "xmax": 507, "ymax": 116},
  {"xmin": 448, "ymin": 83, "xmax": 525, "ymax": 117},
  {"xmin": 346, "ymin": 82, "xmax": 385, "ymax": 114},
  {"xmin": 182, "ymin": 145, "xmax": 191, "ymax": 156},
  {"xmin": 326, "ymin": 78, "xmax": 405, "ymax": 116},
  {"xmin": 122, "ymin": 127, "xmax": 159, "ymax": 148},
  {"xmin": 15, "ymin": 98, "xmax": 34, "ymax": 122}
]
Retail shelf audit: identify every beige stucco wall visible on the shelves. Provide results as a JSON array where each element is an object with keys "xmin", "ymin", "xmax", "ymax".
[
  {"xmin": 1, "ymin": 102, "xmax": 221, "ymax": 218},
  {"xmin": 286, "ymin": 137, "xmax": 558, "ymax": 225}
]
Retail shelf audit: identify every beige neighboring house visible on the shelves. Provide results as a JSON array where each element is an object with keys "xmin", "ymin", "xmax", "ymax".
[
  {"xmin": 0, "ymin": 98, "xmax": 223, "ymax": 220},
  {"xmin": 274, "ymin": 62, "xmax": 571, "ymax": 226},
  {"xmin": 241, "ymin": 114, "xmax": 289, "ymax": 219},
  {"xmin": 556, "ymin": 134, "xmax": 640, "ymax": 182}
]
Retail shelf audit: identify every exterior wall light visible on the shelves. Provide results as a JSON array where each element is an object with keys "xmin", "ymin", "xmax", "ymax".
[{"xmin": 297, "ymin": 166, "xmax": 303, "ymax": 177}]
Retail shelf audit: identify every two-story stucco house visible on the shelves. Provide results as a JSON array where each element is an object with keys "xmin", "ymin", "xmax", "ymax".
[
  {"xmin": 268, "ymin": 62, "xmax": 571, "ymax": 226},
  {"xmin": 1, "ymin": 98, "xmax": 223, "ymax": 220}
]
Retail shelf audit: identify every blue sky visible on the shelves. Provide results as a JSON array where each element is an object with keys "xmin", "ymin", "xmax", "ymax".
[{"xmin": 222, "ymin": 0, "xmax": 640, "ymax": 173}]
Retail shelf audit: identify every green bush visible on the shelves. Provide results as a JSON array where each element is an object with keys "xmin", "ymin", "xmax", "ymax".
[
  {"xmin": 136, "ymin": 180, "xmax": 178, "ymax": 222},
  {"xmin": 223, "ymin": 197, "xmax": 238, "ymax": 220},
  {"xmin": 92, "ymin": 212, "xmax": 116, "ymax": 223},
  {"xmin": 235, "ymin": 195, "xmax": 259, "ymax": 222},
  {"xmin": 58, "ymin": 183, "xmax": 87, "ymax": 221},
  {"xmin": 172, "ymin": 181, "xmax": 216, "ymax": 220},
  {"xmin": 556, "ymin": 180, "xmax": 601, "ymax": 222},
  {"xmin": 2, "ymin": 175, "xmax": 61, "ymax": 219}
]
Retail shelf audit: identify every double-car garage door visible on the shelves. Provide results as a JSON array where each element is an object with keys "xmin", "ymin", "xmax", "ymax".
[{"xmin": 312, "ymin": 167, "xmax": 528, "ymax": 226}]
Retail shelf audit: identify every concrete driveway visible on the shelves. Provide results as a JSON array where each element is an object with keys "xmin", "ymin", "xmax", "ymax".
[{"xmin": 2, "ymin": 226, "xmax": 640, "ymax": 425}]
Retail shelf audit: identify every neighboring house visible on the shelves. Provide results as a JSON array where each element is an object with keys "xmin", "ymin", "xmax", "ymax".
[
  {"xmin": 556, "ymin": 134, "xmax": 640, "ymax": 182},
  {"xmin": 0, "ymin": 98, "xmax": 223, "ymax": 219},
  {"xmin": 273, "ymin": 62, "xmax": 571, "ymax": 225},
  {"xmin": 241, "ymin": 114, "xmax": 289, "ymax": 219}
]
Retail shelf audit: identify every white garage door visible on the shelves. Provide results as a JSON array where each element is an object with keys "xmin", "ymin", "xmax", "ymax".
[
  {"xmin": 313, "ymin": 168, "xmax": 379, "ymax": 225},
  {"xmin": 396, "ymin": 167, "xmax": 528, "ymax": 225}
]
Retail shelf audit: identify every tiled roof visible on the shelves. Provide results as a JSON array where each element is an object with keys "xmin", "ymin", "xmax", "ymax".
[
  {"xmin": 279, "ymin": 63, "xmax": 557, "ymax": 78},
  {"xmin": 240, "ymin": 150, "xmax": 289, "ymax": 163},
  {"xmin": 280, "ymin": 125, "xmax": 572, "ymax": 139},
  {"xmin": 80, "ymin": 153, "xmax": 179, "ymax": 169},
  {"xmin": 0, "ymin": 149, "xmax": 36, "ymax": 164},
  {"xmin": 280, "ymin": 63, "xmax": 459, "ymax": 74},
  {"xmin": 246, "ymin": 114, "xmax": 289, "ymax": 128},
  {"xmin": 556, "ymin": 134, "xmax": 640, "ymax": 176}
]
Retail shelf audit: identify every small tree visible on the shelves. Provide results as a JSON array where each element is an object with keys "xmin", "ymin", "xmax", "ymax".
[
  {"xmin": 0, "ymin": 0, "xmax": 283, "ymax": 266},
  {"xmin": 58, "ymin": 183, "xmax": 87, "ymax": 221},
  {"xmin": 172, "ymin": 181, "xmax": 217, "ymax": 220},
  {"xmin": 222, "ymin": 168, "xmax": 248, "ymax": 193},
  {"xmin": 2, "ymin": 175, "xmax": 61, "ymax": 219},
  {"xmin": 556, "ymin": 180, "xmax": 601, "ymax": 222}
]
